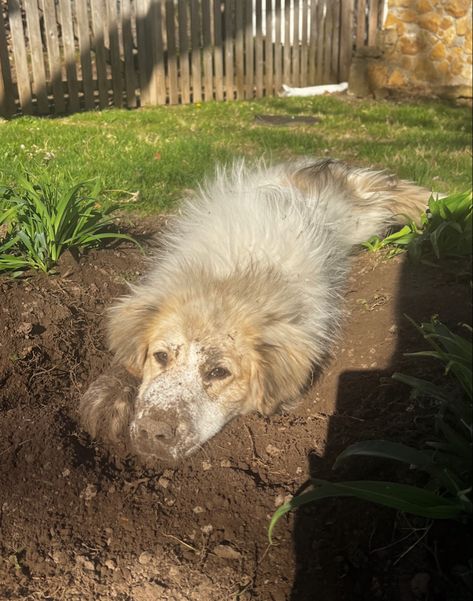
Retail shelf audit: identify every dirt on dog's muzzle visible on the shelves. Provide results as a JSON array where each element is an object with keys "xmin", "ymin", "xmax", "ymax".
[{"xmin": 130, "ymin": 407, "xmax": 193, "ymax": 461}]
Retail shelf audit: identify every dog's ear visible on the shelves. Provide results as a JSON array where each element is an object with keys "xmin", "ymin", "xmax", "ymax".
[
  {"xmin": 247, "ymin": 354, "xmax": 280, "ymax": 416},
  {"xmin": 248, "ymin": 329, "xmax": 314, "ymax": 415},
  {"xmin": 107, "ymin": 294, "xmax": 159, "ymax": 377}
]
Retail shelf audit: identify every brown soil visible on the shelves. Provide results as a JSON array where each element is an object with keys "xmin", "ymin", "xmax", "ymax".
[{"xmin": 0, "ymin": 217, "xmax": 471, "ymax": 601}]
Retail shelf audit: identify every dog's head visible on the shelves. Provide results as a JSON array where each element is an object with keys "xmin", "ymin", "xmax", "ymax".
[{"xmin": 83, "ymin": 267, "xmax": 316, "ymax": 463}]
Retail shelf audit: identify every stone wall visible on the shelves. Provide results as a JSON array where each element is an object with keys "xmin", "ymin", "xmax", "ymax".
[{"xmin": 349, "ymin": 0, "xmax": 472, "ymax": 99}]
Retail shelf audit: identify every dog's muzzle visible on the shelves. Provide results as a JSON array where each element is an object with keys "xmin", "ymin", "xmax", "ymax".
[{"xmin": 130, "ymin": 406, "xmax": 194, "ymax": 461}]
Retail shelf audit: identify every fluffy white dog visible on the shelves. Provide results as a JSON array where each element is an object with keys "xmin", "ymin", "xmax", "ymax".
[{"xmin": 79, "ymin": 158, "xmax": 432, "ymax": 463}]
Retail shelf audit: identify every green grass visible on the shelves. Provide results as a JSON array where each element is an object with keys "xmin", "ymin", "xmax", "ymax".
[{"xmin": 0, "ymin": 96, "xmax": 471, "ymax": 213}]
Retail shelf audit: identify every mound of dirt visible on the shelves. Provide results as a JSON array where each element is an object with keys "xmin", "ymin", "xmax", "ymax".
[{"xmin": 0, "ymin": 217, "xmax": 470, "ymax": 601}]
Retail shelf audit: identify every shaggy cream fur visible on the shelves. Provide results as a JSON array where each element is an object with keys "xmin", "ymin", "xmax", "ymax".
[{"xmin": 80, "ymin": 158, "xmax": 434, "ymax": 462}]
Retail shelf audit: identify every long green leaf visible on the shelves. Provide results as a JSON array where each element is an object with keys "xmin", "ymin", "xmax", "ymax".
[
  {"xmin": 392, "ymin": 372, "xmax": 449, "ymax": 403},
  {"xmin": 75, "ymin": 232, "xmax": 140, "ymax": 247},
  {"xmin": 268, "ymin": 480, "xmax": 465, "ymax": 543},
  {"xmin": 333, "ymin": 439, "xmax": 458, "ymax": 488}
]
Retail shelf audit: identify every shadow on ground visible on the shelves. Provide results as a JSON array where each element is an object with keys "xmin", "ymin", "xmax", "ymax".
[{"xmin": 290, "ymin": 254, "xmax": 471, "ymax": 600}]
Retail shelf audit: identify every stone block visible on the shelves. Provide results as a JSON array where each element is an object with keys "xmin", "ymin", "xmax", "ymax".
[
  {"xmin": 461, "ymin": 64, "xmax": 472, "ymax": 80},
  {"xmin": 440, "ymin": 17, "xmax": 454, "ymax": 30},
  {"xmin": 368, "ymin": 63, "xmax": 389, "ymax": 90},
  {"xmin": 444, "ymin": 0, "xmax": 470, "ymax": 18},
  {"xmin": 439, "ymin": 24, "xmax": 458, "ymax": 45},
  {"xmin": 387, "ymin": 68, "xmax": 407, "ymax": 87},
  {"xmin": 418, "ymin": 12, "xmax": 442, "ymax": 32},
  {"xmin": 416, "ymin": 0, "xmax": 432, "ymax": 13},
  {"xmin": 390, "ymin": 0, "xmax": 416, "ymax": 6},
  {"xmin": 396, "ymin": 8, "xmax": 418, "ymax": 22},
  {"xmin": 450, "ymin": 55, "xmax": 465, "ymax": 76},
  {"xmin": 456, "ymin": 16, "xmax": 470, "ymax": 36},
  {"xmin": 436, "ymin": 60, "xmax": 450, "ymax": 78},
  {"xmin": 400, "ymin": 55, "xmax": 417, "ymax": 71},
  {"xmin": 348, "ymin": 58, "xmax": 373, "ymax": 97},
  {"xmin": 414, "ymin": 59, "xmax": 440, "ymax": 82},
  {"xmin": 418, "ymin": 29, "xmax": 438, "ymax": 47},
  {"xmin": 385, "ymin": 14, "xmax": 407, "ymax": 36},
  {"xmin": 400, "ymin": 36, "xmax": 423, "ymax": 55},
  {"xmin": 466, "ymin": 30, "xmax": 472, "ymax": 52},
  {"xmin": 430, "ymin": 42, "xmax": 447, "ymax": 60},
  {"xmin": 451, "ymin": 45, "xmax": 465, "ymax": 59},
  {"xmin": 383, "ymin": 27, "xmax": 400, "ymax": 47},
  {"xmin": 362, "ymin": 1, "xmax": 472, "ymax": 97}
]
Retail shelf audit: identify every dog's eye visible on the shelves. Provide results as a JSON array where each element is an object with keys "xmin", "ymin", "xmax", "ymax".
[
  {"xmin": 153, "ymin": 351, "xmax": 168, "ymax": 366},
  {"xmin": 208, "ymin": 366, "xmax": 231, "ymax": 380}
]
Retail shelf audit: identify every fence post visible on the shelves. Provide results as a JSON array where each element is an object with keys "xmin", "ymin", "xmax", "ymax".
[
  {"xmin": 331, "ymin": 0, "xmax": 341, "ymax": 82},
  {"xmin": 58, "ymin": 0, "xmax": 80, "ymax": 113},
  {"xmin": 282, "ymin": 0, "xmax": 291, "ymax": 86},
  {"xmin": 106, "ymin": 0, "xmax": 124, "ymax": 108},
  {"xmin": 75, "ymin": 0, "xmax": 95, "ymax": 110},
  {"xmin": 224, "ymin": 0, "xmax": 234, "ymax": 101},
  {"xmin": 190, "ymin": 0, "xmax": 203, "ymax": 102},
  {"xmin": 214, "ymin": 0, "xmax": 224, "ymax": 101},
  {"xmin": 273, "ymin": 0, "xmax": 282, "ymax": 95},
  {"xmin": 122, "ymin": 0, "xmax": 139, "ymax": 108},
  {"xmin": 339, "ymin": 0, "xmax": 354, "ymax": 82},
  {"xmin": 165, "ymin": 0, "xmax": 179, "ymax": 104},
  {"xmin": 264, "ymin": 0, "xmax": 274, "ymax": 95},
  {"xmin": 254, "ymin": 0, "xmax": 263, "ymax": 96},
  {"xmin": 24, "ymin": 0, "xmax": 48, "ymax": 114},
  {"xmin": 0, "ymin": 2, "xmax": 16, "ymax": 116},
  {"xmin": 202, "ymin": 0, "xmax": 214, "ymax": 101},
  {"xmin": 42, "ymin": 0, "xmax": 66, "ymax": 113},
  {"xmin": 234, "ymin": 0, "xmax": 244, "ymax": 99},
  {"xmin": 242, "ymin": 0, "xmax": 252, "ymax": 99},
  {"xmin": 8, "ymin": 0, "xmax": 33, "ymax": 114},
  {"xmin": 356, "ymin": 0, "xmax": 367, "ymax": 48},
  {"xmin": 178, "ymin": 0, "xmax": 191, "ymax": 104}
]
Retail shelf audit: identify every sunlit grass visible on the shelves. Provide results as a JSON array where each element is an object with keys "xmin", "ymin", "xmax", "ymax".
[{"xmin": 0, "ymin": 95, "xmax": 471, "ymax": 213}]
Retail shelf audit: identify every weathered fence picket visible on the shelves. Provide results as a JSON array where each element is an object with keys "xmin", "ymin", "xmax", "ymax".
[{"xmin": 0, "ymin": 0, "xmax": 385, "ymax": 117}]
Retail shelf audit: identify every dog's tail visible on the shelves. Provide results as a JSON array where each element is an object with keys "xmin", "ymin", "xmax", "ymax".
[{"xmin": 290, "ymin": 158, "xmax": 435, "ymax": 246}]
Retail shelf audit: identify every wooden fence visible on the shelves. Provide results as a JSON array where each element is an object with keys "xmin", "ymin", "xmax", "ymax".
[{"xmin": 0, "ymin": 0, "xmax": 385, "ymax": 117}]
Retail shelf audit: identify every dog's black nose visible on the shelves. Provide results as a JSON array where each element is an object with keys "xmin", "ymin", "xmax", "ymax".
[{"xmin": 136, "ymin": 417, "xmax": 176, "ymax": 443}]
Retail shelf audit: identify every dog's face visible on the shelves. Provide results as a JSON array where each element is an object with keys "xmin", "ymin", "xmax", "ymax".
[
  {"xmin": 83, "ymin": 269, "xmax": 316, "ymax": 464},
  {"xmin": 130, "ymin": 306, "xmax": 263, "ymax": 461}
]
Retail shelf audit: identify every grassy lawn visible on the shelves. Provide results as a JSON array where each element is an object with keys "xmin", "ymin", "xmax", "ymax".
[{"xmin": 0, "ymin": 95, "xmax": 471, "ymax": 212}]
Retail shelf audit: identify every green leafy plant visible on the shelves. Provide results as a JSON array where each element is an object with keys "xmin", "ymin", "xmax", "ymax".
[
  {"xmin": 409, "ymin": 191, "xmax": 472, "ymax": 261},
  {"xmin": 362, "ymin": 191, "xmax": 472, "ymax": 261},
  {"xmin": 0, "ymin": 174, "xmax": 137, "ymax": 275},
  {"xmin": 269, "ymin": 318, "xmax": 472, "ymax": 543},
  {"xmin": 362, "ymin": 224, "xmax": 419, "ymax": 257}
]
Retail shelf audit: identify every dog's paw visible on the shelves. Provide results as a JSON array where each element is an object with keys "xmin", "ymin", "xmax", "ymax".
[{"xmin": 79, "ymin": 367, "xmax": 140, "ymax": 454}]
